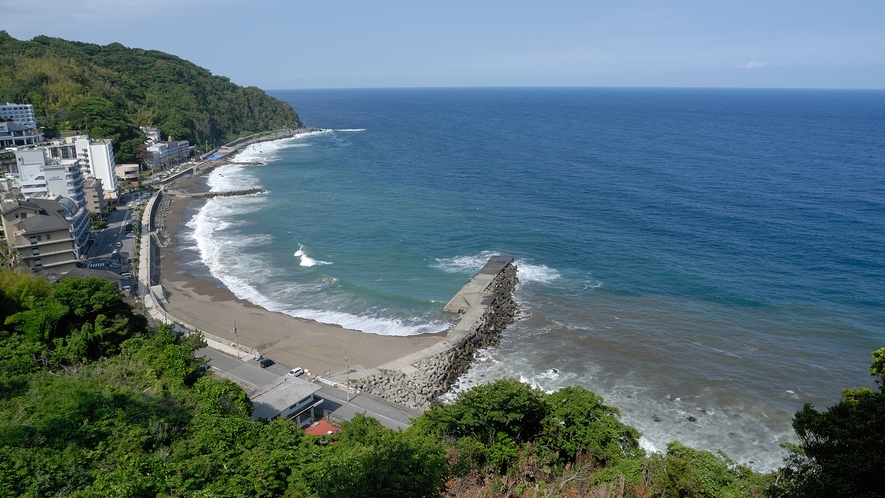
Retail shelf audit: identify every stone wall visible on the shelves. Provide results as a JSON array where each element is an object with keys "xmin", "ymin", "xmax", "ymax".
[{"xmin": 355, "ymin": 258, "xmax": 518, "ymax": 410}]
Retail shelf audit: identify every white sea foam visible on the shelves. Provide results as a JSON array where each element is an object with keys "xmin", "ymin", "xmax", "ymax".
[
  {"xmin": 432, "ymin": 251, "xmax": 561, "ymax": 285},
  {"xmin": 278, "ymin": 308, "xmax": 451, "ymax": 337},
  {"xmin": 516, "ymin": 262, "xmax": 561, "ymax": 284},
  {"xmin": 225, "ymin": 133, "xmax": 320, "ymax": 165},
  {"xmin": 206, "ymin": 164, "xmax": 261, "ymax": 192},
  {"xmin": 334, "ymin": 128, "xmax": 366, "ymax": 132},
  {"xmin": 186, "ymin": 199, "xmax": 449, "ymax": 337},
  {"xmin": 294, "ymin": 245, "xmax": 332, "ymax": 267}
]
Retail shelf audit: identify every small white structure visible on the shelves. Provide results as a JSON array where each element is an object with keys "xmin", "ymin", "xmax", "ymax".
[{"xmin": 249, "ymin": 376, "xmax": 323, "ymax": 427}]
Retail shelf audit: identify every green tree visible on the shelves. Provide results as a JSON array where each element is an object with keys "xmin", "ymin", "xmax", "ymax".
[
  {"xmin": 768, "ymin": 347, "xmax": 885, "ymax": 498},
  {"xmin": 3, "ymin": 275, "xmax": 146, "ymax": 367},
  {"xmin": 305, "ymin": 414, "xmax": 447, "ymax": 498},
  {"xmin": 540, "ymin": 385, "xmax": 643, "ymax": 467}
]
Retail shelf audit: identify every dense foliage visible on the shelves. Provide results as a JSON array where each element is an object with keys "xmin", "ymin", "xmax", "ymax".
[
  {"xmin": 0, "ymin": 269, "xmax": 880, "ymax": 496},
  {"xmin": 0, "ymin": 31, "xmax": 302, "ymax": 162},
  {"xmin": 768, "ymin": 348, "xmax": 885, "ymax": 498}
]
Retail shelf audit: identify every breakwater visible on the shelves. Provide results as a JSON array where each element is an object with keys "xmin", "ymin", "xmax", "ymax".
[
  {"xmin": 191, "ymin": 188, "xmax": 265, "ymax": 199},
  {"xmin": 353, "ymin": 256, "xmax": 518, "ymax": 410}
]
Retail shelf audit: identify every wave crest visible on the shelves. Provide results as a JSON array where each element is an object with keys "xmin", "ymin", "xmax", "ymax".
[
  {"xmin": 294, "ymin": 245, "xmax": 332, "ymax": 267},
  {"xmin": 433, "ymin": 251, "xmax": 561, "ymax": 284}
]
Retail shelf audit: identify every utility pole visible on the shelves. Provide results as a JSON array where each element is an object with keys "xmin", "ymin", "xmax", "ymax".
[
  {"xmin": 233, "ymin": 320, "xmax": 240, "ymax": 359},
  {"xmin": 344, "ymin": 348, "xmax": 351, "ymax": 401}
]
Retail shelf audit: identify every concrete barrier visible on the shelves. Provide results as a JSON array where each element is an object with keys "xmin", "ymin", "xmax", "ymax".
[{"xmin": 352, "ymin": 256, "xmax": 518, "ymax": 410}]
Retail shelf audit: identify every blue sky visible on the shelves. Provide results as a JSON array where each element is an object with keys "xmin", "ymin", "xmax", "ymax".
[{"xmin": 1, "ymin": 0, "xmax": 883, "ymax": 90}]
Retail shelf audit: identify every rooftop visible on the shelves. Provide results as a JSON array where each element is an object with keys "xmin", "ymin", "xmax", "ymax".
[{"xmin": 249, "ymin": 376, "xmax": 322, "ymax": 421}]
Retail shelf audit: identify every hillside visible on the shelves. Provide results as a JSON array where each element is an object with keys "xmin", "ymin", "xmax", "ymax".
[
  {"xmin": 0, "ymin": 31, "xmax": 302, "ymax": 162},
  {"xmin": 0, "ymin": 268, "xmax": 882, "ymax": 496}
]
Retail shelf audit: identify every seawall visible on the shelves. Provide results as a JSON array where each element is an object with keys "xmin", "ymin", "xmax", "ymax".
[{"xmin": 352, "ymin": 256, "xmax": 518, "ymax": 410}]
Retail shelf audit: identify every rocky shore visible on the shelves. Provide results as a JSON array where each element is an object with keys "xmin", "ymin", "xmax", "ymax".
[{"xmin": 355, "ymin": 258, "xmax": 519, "ymax": 410}]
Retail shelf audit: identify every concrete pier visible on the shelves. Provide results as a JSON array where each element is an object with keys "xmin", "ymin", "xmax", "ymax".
[{"xmin": 350, "ymin": 256, "xmax": 519, "ymax": 410}]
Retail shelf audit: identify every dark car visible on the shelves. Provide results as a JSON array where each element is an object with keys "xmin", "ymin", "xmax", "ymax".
[{"xmin": 259, "ymin": 358, "xmax": 274, "ymax": 368}]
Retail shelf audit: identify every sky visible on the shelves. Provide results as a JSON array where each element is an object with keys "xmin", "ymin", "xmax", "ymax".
[{"xmin": 1, "ymin": 0, "xmax": 883, "ymax": 90}]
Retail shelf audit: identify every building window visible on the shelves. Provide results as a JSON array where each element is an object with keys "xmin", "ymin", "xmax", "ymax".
[
  {"xmin": 29, "ymin": 236, "xmax": 38, "ymax": 244},
  {"xmin": 32, "ymin": 248, "xmax": 39, "ymax": 256},
  {"xmin": 33, "ymin": 259, "xmax": 41, "ymax": 267}
]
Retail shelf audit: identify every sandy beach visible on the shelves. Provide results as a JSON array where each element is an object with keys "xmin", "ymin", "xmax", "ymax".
[{"xmin": 157, "ymin": 161, "xmax": 444, "ymax": 376}]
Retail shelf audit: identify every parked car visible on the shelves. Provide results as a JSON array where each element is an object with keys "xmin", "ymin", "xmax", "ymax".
[
  {"xmin": 259, "ymin": 358, "xmax": 274, "ymax": 368},
  {"xmin": 121, "ymin": 285, "xmax": 131, "ymax": 292},
  {"xmin": 125, "ymin": 233, "xmax": 135, "ymax": 238},
  {"xmin": 109, "ymin": 262, "xmax": 121, "ymax": 269},
  {"xmin": 116, "ymin": 241, "xmax": 122, "ymax": 247},
  {"xmin": 120, "ymin": 272, "xmax": 132, "ymax": 278},
  {"xmin": 287, "ymin": 367, "xmax": 304, "ymax": 378}
]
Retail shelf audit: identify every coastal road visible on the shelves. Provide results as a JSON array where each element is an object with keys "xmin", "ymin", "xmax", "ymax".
[
  {"xmin": 86, "ymin": 195, "xmax": 135, "ymax": 266},
  {"xmin": 198, "ymin": 347, "xmax": 419, "ymax": 430}
]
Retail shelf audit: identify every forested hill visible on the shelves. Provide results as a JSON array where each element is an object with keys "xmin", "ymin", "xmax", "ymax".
[{"xmin": 0, "ymin": 31, "xmax": 302, "ymax": 162}]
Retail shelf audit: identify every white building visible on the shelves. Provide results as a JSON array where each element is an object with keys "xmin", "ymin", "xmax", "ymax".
[
  {"xmin": 69, "ymin": 135, "xmax": 118, "ymax": 195},
  {"xmin": 13, "ymin": 149, "xmax": 86, "ymax": 207},
  {"xmin": 0, "ymin": 122, "xmax": 43, "ymax": 148},
  {"xmin": 139, "ymin": 126, "xmax": 161, "ymax": 143},
  {"xmin": 0, "ymin": 103, "xmax": 37, "ymax": 129},
  {"xmin": 250, "ymin": 376, "xmax": 323, "ymax": 427},
  {"xmin": 146, "ymin": 140, "xmax": 190, "ymax": 170}
]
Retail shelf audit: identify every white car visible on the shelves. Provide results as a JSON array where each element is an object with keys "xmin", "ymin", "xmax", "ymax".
[
  {"xmin": 121, "ymin": 285, "xmax": 131, "ymax": 292},
  {"xmin": 287, "ymin": 367, "xmax": 304, "ymax": 378},
  {"xmin": 120, "ymin": 272, "xmax": 132, "ymax": 278}
]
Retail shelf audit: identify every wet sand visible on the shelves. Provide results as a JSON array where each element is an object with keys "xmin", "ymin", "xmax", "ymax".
[{"xmin": 157, "ymin": 166, "xmax": 444, "ymax": 376}]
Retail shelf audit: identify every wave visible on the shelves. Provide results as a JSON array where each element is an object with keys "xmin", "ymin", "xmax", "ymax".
[
  {"xmin": 334, "ymin": 128, "xmax": 366, "ymax": 132},
  {"xmin": 432, "ymin": 251, "xmax": 561, "ymax": 285},
  {"xmin": 226, "ymin": 132, "xmax": 321, "ymax": 165},
  {"xmin": 185, "ymin": 203, "xmax": 448, "ymax": 337},
  {"xmin": 206, "ymin": 164, "xmax": 260, "ymax": 192},
  {"xmin": 279, "ymin": 307, "xmax": 450, "ymax": 336},
  {"xmin": 294, "ymin": 244, "xmax": 332, "ymax": 267}
]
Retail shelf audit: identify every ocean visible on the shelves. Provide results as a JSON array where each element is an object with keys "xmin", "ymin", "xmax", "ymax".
[{"xmin": 172, "ymin": 87, "xmax": 885, "ymax": 472}]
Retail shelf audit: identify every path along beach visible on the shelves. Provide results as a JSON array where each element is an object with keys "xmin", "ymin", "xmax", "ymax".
[{"xmin": 152, "ymin": 132, "xmax": 445, "ymax": 377}]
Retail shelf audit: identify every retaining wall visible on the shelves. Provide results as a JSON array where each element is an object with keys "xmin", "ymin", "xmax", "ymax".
[{"xmin": 354, "ymin": 256, "xmax": 518, "ymax": 410}]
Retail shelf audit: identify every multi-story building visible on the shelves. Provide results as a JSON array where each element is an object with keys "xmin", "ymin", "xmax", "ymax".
[
  {"xmin": 82, "ymin": 177, "xmax": 107, "ymax": 217},
  {"xmin": 0, "ymin": 122, "xmax": 44, "ymax": 148},
  {"xmin": 115, "ymin": 163, "xmax": 140, "ymax": 185},
  {"xmin": 0, "ymin": 197, "xmax": 83, "ymax": 272},
  {"xmin": 139, "ymin": 126, "xmax": 161, "ymax": 143},
  {"xmin": 69, "ymin": 135, "xmax": 117, "ymax": 195},
  {"xmin": 146, "ymin": 140, "xmax": 190, "ymax": 169},
  {"xmin": 0, "ymin": 102, "xmax": 37, "ymax": 129},
  {"xmin": 14, "ymin": 149, "xmax": 87, "ymax": 207}
]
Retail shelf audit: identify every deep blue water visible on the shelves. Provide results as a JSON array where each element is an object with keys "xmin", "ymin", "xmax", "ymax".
[{"xmin": 175, "ymin": 87, "xmax": 885, "ymax": 471}]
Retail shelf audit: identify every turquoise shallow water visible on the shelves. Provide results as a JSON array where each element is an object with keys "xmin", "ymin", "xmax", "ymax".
[{"xmin": 173, "ymin": 88, "xmax": 885, "ymax": 471}]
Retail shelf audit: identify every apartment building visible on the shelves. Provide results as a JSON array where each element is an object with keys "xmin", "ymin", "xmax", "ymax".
[
  {"xmin": 0, "ymin": 197, "xmax": 82, "ymax": 273},
  {"xmin": 69, "ymin": 135, "xmax": 118, "ymax": 195},
  {"xmin": 83, "ymin": 177, "xmax": 108, "ymax": 217},
  {"xmin": 0, "ymin": 102, "xmax": 37, "ymax": 129},
  {"xmin": 0, "ymin": 121, "xmax": 44, "ymax": 148},
  {"xmin": 14, "ymin": 149, "xmax": 87, "ymax": 206}
]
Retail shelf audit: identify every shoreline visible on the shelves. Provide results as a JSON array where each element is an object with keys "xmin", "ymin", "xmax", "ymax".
[{"xmin": 154, "ymin": 133, "xmax": 445, "ymax": 376}]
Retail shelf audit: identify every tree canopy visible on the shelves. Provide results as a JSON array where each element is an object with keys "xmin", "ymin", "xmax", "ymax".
[
  {"xmin": 1, "ymin": 269, "xmax": 881, "ymax": 496},
  {"xmin": 769, "ymin": 347, "xmax": 885, "ymax": 498},
  {"xmin": 0, "ymin": 31, "xmax": 302, "ymax": 162}
]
